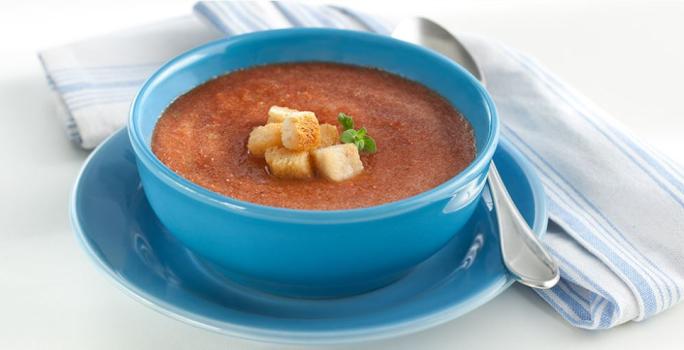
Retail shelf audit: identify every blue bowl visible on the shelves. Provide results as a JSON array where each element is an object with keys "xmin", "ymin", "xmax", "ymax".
[{"xmin": 128, "ymin": 28, "xmax": 499, "ymax": 298}]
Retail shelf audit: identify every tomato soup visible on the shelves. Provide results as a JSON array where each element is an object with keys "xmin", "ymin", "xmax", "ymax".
[{"xmin": 152, "ymin": 63, "xmax": 475, "ymax": 210}]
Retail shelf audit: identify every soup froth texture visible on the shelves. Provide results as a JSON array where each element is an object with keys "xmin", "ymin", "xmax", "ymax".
[{"xmin": 152, "ymin": 63, "xmax": 475, "ymax": 210}]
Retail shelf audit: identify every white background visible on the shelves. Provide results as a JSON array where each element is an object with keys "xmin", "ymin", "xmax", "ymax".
[{"xmin": 1, "ymin": 0, "xmax": 683, "ymax": 349}]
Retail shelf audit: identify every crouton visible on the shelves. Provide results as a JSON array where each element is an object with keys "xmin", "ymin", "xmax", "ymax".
[
  {"xmin": 312, "ymin": 143, "xmax": 364, "ymax": 182},
  {"xmin": 265, "ymin": 147, "xmax": 313, "ymax": 179},
  {"xmin": 247, "ymin": 123, "xmax": 282, "ymax": 157},
  {"xmin": 318, "ymin": 123, "xmax": 339, "ymax": 148},
  {"xmin": 281, "ymin": 112, "xmax": 321, "ymax": 151},
  {"xmin": 267, "ymin": 105, "xmax": 300, "ymax": 124}
]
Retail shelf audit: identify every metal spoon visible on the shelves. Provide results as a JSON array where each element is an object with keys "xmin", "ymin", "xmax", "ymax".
[{"xmin": 393, "ymin": 17, "xmax": 560, "ymax": 289}]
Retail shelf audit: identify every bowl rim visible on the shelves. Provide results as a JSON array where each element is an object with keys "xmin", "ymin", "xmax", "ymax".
[{"xmin": 128, "ymin": 28, "xmax": 499, "ymax": 223}]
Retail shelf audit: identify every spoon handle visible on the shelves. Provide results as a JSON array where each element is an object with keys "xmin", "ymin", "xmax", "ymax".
[
  {"xmin": 391, "ymin": 17, "xmax": 559, "ymax": 289},
  {"xmin": 488, "ymin": 161, "xmax": 560, "ymax": 289}
]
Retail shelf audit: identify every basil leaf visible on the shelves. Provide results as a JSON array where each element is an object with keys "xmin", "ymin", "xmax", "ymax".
[
  {"xmin": 362, "ymin": 136, "xmax": 377, "ymax": 153},
  {"xmin": 340, "ymin": 129, "xmax": 357, "ymax": 143},
  {"xmin": 337, "ymin": 112, "xmax": 378, "ymax": 154},
  {"xmin": 354, "ymin": 138, "xmax": 365, "ymax": 151},
  {"xmin": 337, "ymin": 113, "xmax": 354, "ymax": 130}
]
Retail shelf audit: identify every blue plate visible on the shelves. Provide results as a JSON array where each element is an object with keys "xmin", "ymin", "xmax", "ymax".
[{"xmin": 71, "ymin": 129, "xmax": 546, "ymax": 344}]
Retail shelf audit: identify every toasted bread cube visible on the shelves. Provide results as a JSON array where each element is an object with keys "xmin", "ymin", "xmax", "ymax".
[
  {"xmin": 281, "ymin": 112, "xmax": 320, "ymax": 151},
  {"xmin": 318, "ymin": 124, "xmax": 339, "ymax": 148},
  {"xmin": 247, "ymin": 123, "xmax": 282, "ymax": 157},
  {"xmin": 267, "ymin": 105, "xmax": 300, "ymax": 124},
  {"xmin": 312, "ymin": 144, "xmax": 364, "ymax": 182},
  {"xmin": 265, "ymin": 147, "xmax": 313, "ymax": 179}
]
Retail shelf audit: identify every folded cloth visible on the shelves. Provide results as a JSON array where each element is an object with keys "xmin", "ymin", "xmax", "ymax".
[
  {"xmin": 39, "ymin": 0, "xmax": 684, "ymax": 329},
  {"xmin": 38, "ymin": 16, "xmax": 221, "ymax": 149}
]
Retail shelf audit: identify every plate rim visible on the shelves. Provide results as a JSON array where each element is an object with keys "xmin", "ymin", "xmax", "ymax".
[{"xmin": 70, "ymin": 128, "xmax": 547, "ymax": 344}]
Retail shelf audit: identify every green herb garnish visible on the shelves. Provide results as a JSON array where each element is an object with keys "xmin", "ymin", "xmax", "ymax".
[
  {"xmin": 337, "ymin": 113, "xmax": 377, "ymax": 154},
  {"xmin": 337, "ymin": 112, "xmax": 355, "ymax": 130}
]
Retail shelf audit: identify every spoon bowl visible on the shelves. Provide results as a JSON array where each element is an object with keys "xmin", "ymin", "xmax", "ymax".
[{"xmin": 393, "ymin": 17, "xmax": 484, "ymax": 83}]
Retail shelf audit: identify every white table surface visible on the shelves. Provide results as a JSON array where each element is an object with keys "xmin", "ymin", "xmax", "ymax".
[{"xmin": 1, "ymin": 0, "xmax": 683, "ymax": 349}]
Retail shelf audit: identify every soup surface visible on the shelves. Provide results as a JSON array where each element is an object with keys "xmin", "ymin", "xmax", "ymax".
[{"xmin": 152, "ymin": 63, "xmax": 475, "ymax": 210}]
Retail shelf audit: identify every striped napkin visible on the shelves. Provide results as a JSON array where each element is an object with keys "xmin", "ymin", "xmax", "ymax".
[{"xmin": 39, "ymin": 1, "xmax": 684, "ymax": 329}]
